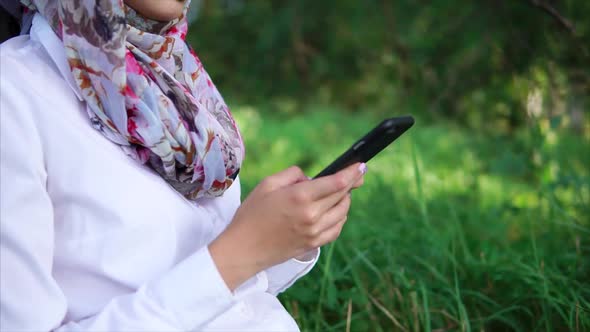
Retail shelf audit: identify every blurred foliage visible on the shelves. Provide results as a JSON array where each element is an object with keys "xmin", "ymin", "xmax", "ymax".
[
  {"xmin": 232, "ymin": 104, "xmax": 590, "ymax": 331},
  {"xmin": 188, "ymin": 0, "xmax": 589, "ymax": 131},
  {"xmin": 188, "ymin": 2, "xmax": 590, "ymax": 330}
]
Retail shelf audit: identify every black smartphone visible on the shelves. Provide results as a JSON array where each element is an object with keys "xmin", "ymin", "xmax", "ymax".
[{"xmin": 313, "ymin": 115, "xmax": 415, "ymax": 178}]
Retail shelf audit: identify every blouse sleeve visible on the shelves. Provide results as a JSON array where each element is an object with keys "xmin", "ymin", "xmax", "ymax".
[
  {"xmin": 0, "ymin": 60, "xmax": 236, "ymax": 331},
  {"xmin": 264, "ymin": 248, "xmax": 321, "ymax": 295}
]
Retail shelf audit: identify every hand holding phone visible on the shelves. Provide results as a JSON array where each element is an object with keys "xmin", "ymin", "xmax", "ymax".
[{"xmin": 314, "ymin": 115, "xmax": 414, "ymax": 179}]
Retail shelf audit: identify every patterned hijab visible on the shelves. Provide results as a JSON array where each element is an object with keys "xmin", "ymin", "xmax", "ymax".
[{"xmin": 20, "ymin": 0, "xmax": 244, "ymax": 200}]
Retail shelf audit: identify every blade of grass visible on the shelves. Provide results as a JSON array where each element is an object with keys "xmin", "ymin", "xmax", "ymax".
[
  {"xmin": 314, "ymin": 242, "xmax": 337, "ymax": 332},
  {"xmin": 411, "ymin": 140, "xmax": 430, "ymax": 226},
  {"xmin": 368, "ymin": 293, "xmax": 409, "ymax": 332},
  {"xmin": 419, "ymin": 282, "xmax": 432, "ymax": 332},
  {"xmin": 346, "ymin": 298, "xmax": 352, "ymax": 332}
]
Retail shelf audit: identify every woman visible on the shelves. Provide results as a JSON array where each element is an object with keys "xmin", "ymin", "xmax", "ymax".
[{"xmin": 0, "ymin": 0, "xmax": 365, "ymax": 331}]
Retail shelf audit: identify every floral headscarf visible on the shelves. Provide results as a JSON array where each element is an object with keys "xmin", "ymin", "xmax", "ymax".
[{"xmin": 20, "ymin": 0, "xmax": 244, "ymax": 200}]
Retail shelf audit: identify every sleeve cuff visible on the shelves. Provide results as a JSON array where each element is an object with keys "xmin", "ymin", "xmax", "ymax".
[
  {"xmin": 145, "ymin": 246, "xmax": 235, "ymax": 329},
  {"xmin": 265, "ymin": 248, "xmax": 320, "ymax": 295},
  {"xmin": 293, "ymin": 248, "xmax": 320, "ymax": 263}
]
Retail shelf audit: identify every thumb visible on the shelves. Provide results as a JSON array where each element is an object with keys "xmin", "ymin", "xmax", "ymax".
[{"xmin": 263, "ymin": 166, "xmax": 308, "ymax": 192}]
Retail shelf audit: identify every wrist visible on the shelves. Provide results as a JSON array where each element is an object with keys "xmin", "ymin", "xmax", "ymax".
[{"xmin": 208, "ymin": 227, "xmax": 264, "ymax": 291}]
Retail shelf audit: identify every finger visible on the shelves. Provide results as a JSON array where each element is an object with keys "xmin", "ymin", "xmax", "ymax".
[
  {"xmin": 313, "ymin": 164, "xmax": 364, "ymax": 213},
  {"xmin": 296, "ymin": 162, "xmax": 364, "ymax": 201},
  {"xmin": 316, "ymin": 217, "xmax": 347, "ymax": 247},
  {"xmin": 312, "ymin": 185, "xmax": 352, "ymax": 217},
  {"xmin": 314, "ymin": 193, "xmax": 351, "ymax": 234},
  {"xmin": 262, "ymin": 166, "xmax": 308, "ymax": 192},
  {"xmin": 351, "ymin": 176, "xmax": 364, "ymax": 189}
]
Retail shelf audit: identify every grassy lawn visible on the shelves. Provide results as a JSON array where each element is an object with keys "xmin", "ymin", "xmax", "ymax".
[{"xmin": 232, "ymin": 103, "xmax": 589, "ymax": 332}]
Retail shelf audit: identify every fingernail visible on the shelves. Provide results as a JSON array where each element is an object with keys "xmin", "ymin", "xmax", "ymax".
[{"xmin": 358, "ymin": 163, "xmax": 367, "ymax": 175}]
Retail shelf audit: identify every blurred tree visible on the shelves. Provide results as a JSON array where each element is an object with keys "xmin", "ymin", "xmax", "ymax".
[{"xmin": 188, "ymin": 0, "xmax": 589, "ymax": 130}]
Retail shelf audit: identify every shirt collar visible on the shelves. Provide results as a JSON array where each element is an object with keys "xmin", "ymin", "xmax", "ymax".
[{"xmin": 30, "ymin": 14, "xmax": 84, "ymax": 101}]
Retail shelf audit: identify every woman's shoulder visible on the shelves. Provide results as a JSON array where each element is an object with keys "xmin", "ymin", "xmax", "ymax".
[
  {"xmin": 1, "ymin": 35, "xmax": 35, "ymax": 56},
  {"xmin": 1, "ymin": 34, "xmax": 84, "ymax": 143},
  {"xmin": 1, "ymin": 34, "xmax": 51, "ymax": 73},
  {"xmin": 1, "ymin": 34, "xmax": 82, "ymax": 124},
  {"xmin": 1, "ymin": 35, "xmax": 66, "ymax": 92}
]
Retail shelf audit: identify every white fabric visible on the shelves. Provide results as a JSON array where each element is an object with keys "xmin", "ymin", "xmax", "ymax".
[{"xmin": 0, "ymin": 15, "xmax": 319, "ymax": 332}]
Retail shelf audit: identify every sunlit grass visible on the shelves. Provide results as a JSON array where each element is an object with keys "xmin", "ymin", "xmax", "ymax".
[{"xmin": 232, "ymin": 103, "xmax": 590, "ymax": 332}]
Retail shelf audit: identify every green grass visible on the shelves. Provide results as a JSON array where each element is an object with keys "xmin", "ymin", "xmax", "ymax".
[{"xmin": 232, "ymin": 104, "xmax": 590, "ymax": 332}]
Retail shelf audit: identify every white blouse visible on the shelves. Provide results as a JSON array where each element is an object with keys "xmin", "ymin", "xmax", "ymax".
[{"xmin": 0, "ymin": 14, "xmax": 318, "ymax": 332}]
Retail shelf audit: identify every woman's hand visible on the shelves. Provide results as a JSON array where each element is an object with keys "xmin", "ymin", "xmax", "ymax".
[{"xmin": 208, "ymin": 163, "xmax": 365, "ymax": 290}]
